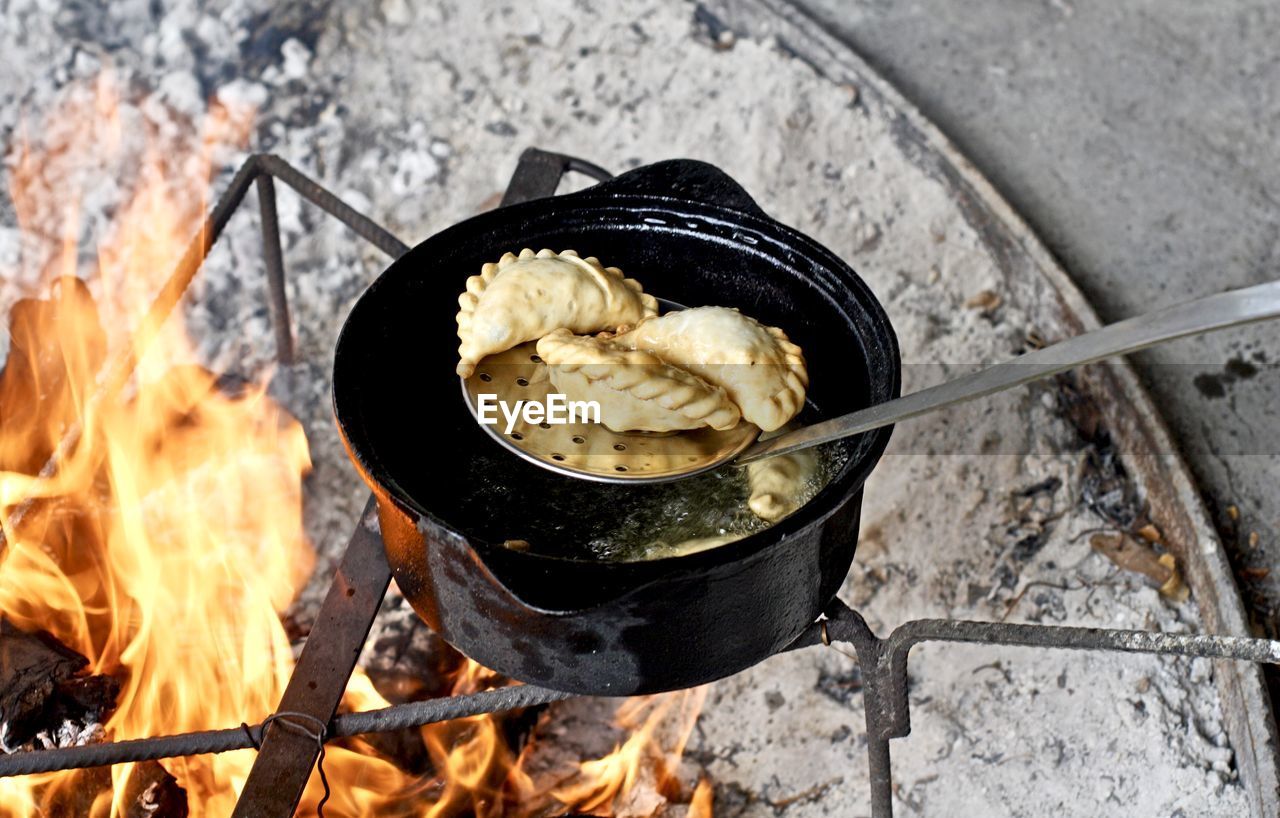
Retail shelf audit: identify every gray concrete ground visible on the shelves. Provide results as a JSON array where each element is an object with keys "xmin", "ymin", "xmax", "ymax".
[
  {"xmin": 0, "ymin": 0, "xmax": 1275, "ymax": 813},
  {"xmin": 797, "ymin": 0, "xmax": 1280, "ymax": 638}
]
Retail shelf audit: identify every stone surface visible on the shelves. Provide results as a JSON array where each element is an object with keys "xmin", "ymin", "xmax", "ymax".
[
  {"xmin": 0, "ymin": 0, "xmax": 1268, "ymax": 815},
  {"xmin": 798, "ymin": 0, "xmax": 1280, "ymax": 645}
]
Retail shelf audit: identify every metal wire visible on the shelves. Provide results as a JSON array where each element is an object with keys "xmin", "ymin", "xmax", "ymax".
[{"xmin": 241, "ymin": 712, "xmax": 331, "ymax": 817}]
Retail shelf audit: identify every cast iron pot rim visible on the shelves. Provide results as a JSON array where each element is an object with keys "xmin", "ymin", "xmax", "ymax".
[{"xmin": 332, "ymin": 185, "xmax": 901, "ymax": 579}]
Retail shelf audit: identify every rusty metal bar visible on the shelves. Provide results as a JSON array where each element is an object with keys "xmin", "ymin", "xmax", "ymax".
[
  {"xmin": 231, "ymin": 498, "xmax": 392, "ymax": 817},
  {"xmin": 256, "ymin": 173, "xmax": 294, "ymax": 365},
  {"xmin": 0, "ymin": 682, "xmax": 571, "ymax": 778},
  {"xmin": 256, "ymin": 154, "xmax": 409, "ymax": 258},
  {"xmin": 786, "ymin": 599, "xmax": 1280, "ymax": 818}
]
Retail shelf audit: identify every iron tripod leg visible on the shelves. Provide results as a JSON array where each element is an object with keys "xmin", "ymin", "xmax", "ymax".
[
  {"xmin": 231, "ymin": 498, "xmax": 392, "ymax": 817},
  {"xmin": 255, "ymin": 173, "xmax": 293, "ymax": 365},
  {"xmin": 797, "ymin": 596, "xmax": 1280, "ymax": 818},
  {"xmin": 818, "ymin": 604, "xmax": 908, "ymax": 818},
  {"xmin": 866, "ymin": 736, "xmax": 894, "ymax": 818}
]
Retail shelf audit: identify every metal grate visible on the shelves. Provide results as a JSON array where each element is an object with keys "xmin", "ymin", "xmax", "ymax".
[{"xmin": 0, "ymin": 148, "xmax": 1276, "ymax": 818}]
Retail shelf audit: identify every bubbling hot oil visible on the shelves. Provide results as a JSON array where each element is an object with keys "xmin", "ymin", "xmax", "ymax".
[{"xmin": 501, "ymin": 442, "xmax": 849, "ymax": 562}]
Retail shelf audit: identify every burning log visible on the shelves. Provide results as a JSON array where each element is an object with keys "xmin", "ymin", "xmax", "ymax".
[
  {"xmin": 0, "ymin": 618, "xmax": 119, "ymax": 753},
  {"xmin": 121, "ymin": 760, "xmax": 189, "ymax": 818},
  {"xmin": 509, "ymin": 693, "xmax": 712, "ymax": 818},
  {"xmin": 37, "ymin": 761, "xmax": 187, "ymax": 818}
]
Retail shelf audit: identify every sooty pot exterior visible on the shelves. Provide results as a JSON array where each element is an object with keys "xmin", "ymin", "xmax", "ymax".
[
  {"xmin": 372, "ymin": 478, "xmax": 866, "ymax": 696},
  {"xmin": 334, "ymin": 154, "xmax": 900, "ymax": 696}
]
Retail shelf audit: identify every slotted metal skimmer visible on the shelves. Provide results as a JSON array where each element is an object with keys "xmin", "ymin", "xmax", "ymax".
[
  {"xmin": 460, "ymin": 340, "xmax": 760, "ymax": 482},
  {"xmin": 463, "ymin": 278, "xmax": 1280, "ymax": 484}
]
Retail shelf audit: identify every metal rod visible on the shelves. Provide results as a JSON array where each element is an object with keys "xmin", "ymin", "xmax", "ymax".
[
  {"xmin": 888, "ymin": 617, "xmax": 1280, "ymax": 664},
  {"xmin": 821, "ymin": 604, "xmax": 899, "ymax": 818},
  {"xmin": 789, "ymin": 600, "xmax": 1280, "ymax": 669},
  {"xmin": 231, "ymin": 498, "xmax": 392, "ymax": 817},
  {"xmin": 332, "ymin": 683, "xmax": 573, "ymax": 736},
  {"xmin": 256, "ymin": 173, "xmax": 294, "ymax": 365},
  {"xmin": 257, "ymin": 154, "xmax": 409, "ymax": 258},
  {"xmin": 0, "ymin": 682, "xmax": 571, "ymax": 778},
  {"xmin": 865, "ymin": 736, "xmax": 894, "ymax": 818}
]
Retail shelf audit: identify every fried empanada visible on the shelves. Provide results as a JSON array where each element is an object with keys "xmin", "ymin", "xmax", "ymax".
[
  {"xmin": 613, "ymin": 306, "xmax": 807, "ymax": 431},
  {"xmin": 456, "ymin": 249, "xmax": 657, "ymax": 377},
  {"xmin": 747, "ymin": 445, "xmax": 818, "ymax": 523},
  {"xmin": 633, "ymin": 533, "xmax": 743, "ymax": 561},
  {"xmin": 536, "ymin": 329, "xmax": 741, "ymax": 433}
]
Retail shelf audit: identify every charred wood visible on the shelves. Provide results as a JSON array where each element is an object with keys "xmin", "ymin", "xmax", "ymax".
[{"xmin": 0, "ymin": 618, "xmax": 118, "ymax": 753}]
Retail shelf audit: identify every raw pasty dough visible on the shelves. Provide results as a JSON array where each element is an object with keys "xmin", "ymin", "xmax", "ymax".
[
  {"xmin": 536, "ymin": 329, "xmax": 741, "ymax": 432},
  {"xmin": 456, "ymin": 248, "xmax": 657, "ymax": 377},
  {"xmin": 613, "ymin": 306, "xmax": 807, "ymax": 431}
]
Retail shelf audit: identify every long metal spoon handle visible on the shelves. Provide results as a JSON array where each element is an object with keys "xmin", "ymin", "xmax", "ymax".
[{"xmin": 737, "ymin": 279, "xmax": 1280, "ymax": 464}]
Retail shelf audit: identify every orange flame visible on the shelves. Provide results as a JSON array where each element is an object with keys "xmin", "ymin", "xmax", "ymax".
[
  {"xmin": 0, "ymin": 74, "xmax": 713, "ymax": 817},
  {"xmin": 0, "ymin": 73, "xmax": 410, "ymax": 817},
  {"xmin": 688, "ymin": 779, "xmax": 714, "ymax": 818},
  {"xmin": 549, "ymin": 689, "xmax": 708, "ymax": 816}
]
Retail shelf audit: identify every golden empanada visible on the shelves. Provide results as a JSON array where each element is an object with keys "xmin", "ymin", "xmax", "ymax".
[
  {"xmin": 536, "ymin": 329, "xmax": 741, "ymax": 433},
  {"xmin": 634, "ymin": 533, "xmax": 744, "ymax": 561},
  {"xmin": 613, "ymin": 306, "xmax": 807, "ymax": 431},
  {"xmin": 747, "ymin": 445, "xmax": 818, "ymax": 523},
  {"xmin": 456, "ymin": 249, "xmax": 657, "ymax": 377}
]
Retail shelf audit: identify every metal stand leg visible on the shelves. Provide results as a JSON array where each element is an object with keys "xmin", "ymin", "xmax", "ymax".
[
  {"xmin": 865, "ymin": 736, "xmax": 894, "ymax": 818},
  {"xmin": 231, "ymin": 498, "xmax": 391, "ymax": 817},
  {"xmin": 821, "ymin": 604, "xmax": 907, "ymax": 818},
  {"xmin": 256, "ymin": 174, "xmax": 294, "ymax": 365},
  {"xmin": 790, "ymin": 597, "xmax": 1280, "ymax": 818}
]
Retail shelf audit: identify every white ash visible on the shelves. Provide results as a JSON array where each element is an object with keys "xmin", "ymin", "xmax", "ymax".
[{"xmin": 0, "ymin": 0, "xmax": 1251, "ymax": 815}]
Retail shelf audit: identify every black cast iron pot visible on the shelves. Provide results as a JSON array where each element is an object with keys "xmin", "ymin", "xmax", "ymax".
[{"xmin": 333, "ymin": 151, "xmax": 900, "ymax": 696}]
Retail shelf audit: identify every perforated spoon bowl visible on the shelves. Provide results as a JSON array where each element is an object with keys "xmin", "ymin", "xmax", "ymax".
[{"xmin": 462, "ymin": 280, "xmax": 1280, "ymax": 483}]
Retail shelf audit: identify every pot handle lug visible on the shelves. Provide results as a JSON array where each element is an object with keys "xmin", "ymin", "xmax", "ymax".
[
  {"xmin": 586, "ymin": 158, "xmax": 769, "ymax": 218},
  {"xmin": 503, "ymin": 149, "xmax": 769, "ymax": 218},
  {"xmin": 500, "ymin": 147, "xmax": 614, "ymax": 207}
]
